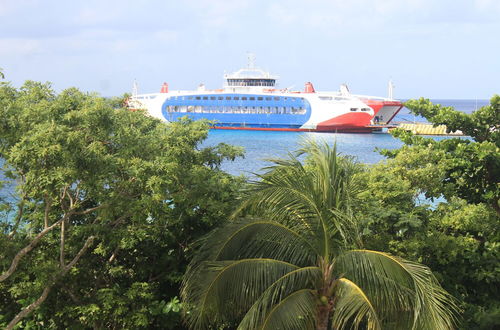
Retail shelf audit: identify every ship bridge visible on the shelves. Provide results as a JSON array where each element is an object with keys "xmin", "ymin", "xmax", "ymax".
[
  {"xmin": 224, "ymin": 54, "xmax": 278, "ymax": 91},
  {"xmin": 224, "ymin": 68, "xmax": 277, "ymax": 87}
]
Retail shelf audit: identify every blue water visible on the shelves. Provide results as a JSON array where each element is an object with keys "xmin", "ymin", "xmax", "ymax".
[
  {"xmin": 204, "ymin": 130, "xmax": 404, "ymax": 176},
  {"xmin": 205, "ymin": 99, "xmax": 488, "ymax": 176}
]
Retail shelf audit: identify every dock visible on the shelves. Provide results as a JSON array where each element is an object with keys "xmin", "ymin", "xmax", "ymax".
[
  {"xmin": 391, "ymin": 123, "xmax": 463, "ymax": 136},
  {"xmin": 366, "ymin": 123, "xmax": 463, "ymax": 135}
]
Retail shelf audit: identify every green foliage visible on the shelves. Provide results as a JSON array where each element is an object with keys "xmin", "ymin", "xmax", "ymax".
[
  {"xmin": 182, "ymin": 141, "xmax": 458, "ymax": 329},
  {"xmin": 360, "ymin": 96, "xmax": 500, "ymax": 328},
  {"xmin": 0, "ymin": 81, "xmax": 243, "ymax": 328},
  {"xmin": 384, "ymin": 96, "xmax": 499, "ymax": 214},
  {"xmin": 404, "ymin": 96, "xmax": 499, "ymax": 142},
  {"xmin": 360, "ymin": 164, "xmax": 499, "ymax": 329},
  {"xmin": 355, "ymin": 162, "xmax": 430, "ymax": 250}
]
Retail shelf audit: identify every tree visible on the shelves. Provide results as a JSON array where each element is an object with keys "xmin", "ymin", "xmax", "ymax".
[
  {"xmin": 182, "ymin": 141, "xmax": 458, "ymax": 329},
  {"xmin": 0, "ymin": 81, "xmax": 243, "ymax": 329},
  {"xmin": 357, "ymin": 159, "xmax": 499, "ymax": 330},
  {"xmin": 357, "ymin": 96, "xmax": 500, "ymax": 329},
  {"xmin": 386, "ymin": 96, "xmax": 499, "ymax": 215}
]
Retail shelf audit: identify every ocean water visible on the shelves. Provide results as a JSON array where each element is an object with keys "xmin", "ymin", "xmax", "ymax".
[
  {"xmin": 204, "ymin": 99, "xmax": 488, "ymax": 176},
  {"xmin": 204, "ymin": 130, "xmax": 402, "ymax": 176}
]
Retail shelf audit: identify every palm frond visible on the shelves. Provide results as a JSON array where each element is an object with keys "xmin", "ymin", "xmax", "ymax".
[
  {"xmin": 237, "ymin": 181, "xmax": 325, "ymax": 234},
  {"xmin": 299, "ymin": 139, "xmax": 364, "ymax": 210},
  {"xmin": 235, "ymin": 171, "xmax": 328, "ymax": 251},
  {"xmin": 236, "ymin": 140, "xmax": 365, "ymax": 262},
  {"xmin": 182, "ymin": 258, "xmax": 299, "ymax": 330},
  {"xmin": 239, "ymin": 266, "xmax": 322, "ymax": 329},
  {"xmin": 335, "ymin": 250, "xmax": 459, "ymax": 329},
  {"xmin": 328, "ymin": 208, "xmax": 361, "ymax": 249},
  {"xmin": 330, "ymin": 278, "xmax": 381, "ymax": 330},
  {"xmin": 189, "ymin": 217, "xmax": 319, "ymax": 268},
  {"xmin": 256, "ymin": 289, "xmax": 317, "ymax": 330}
]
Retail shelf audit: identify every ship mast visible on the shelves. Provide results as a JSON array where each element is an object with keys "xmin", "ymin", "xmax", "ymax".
[
  {"xmin": 388, "ymin": 79, "xmax": 394, "ymax": 100},
  {"xmin": 132, "ymin": 80, "xmax": 138, "ymax": 97},
  {"xmin": 247, "ymin": 52, "xmax": 256, "ymax": 69}
]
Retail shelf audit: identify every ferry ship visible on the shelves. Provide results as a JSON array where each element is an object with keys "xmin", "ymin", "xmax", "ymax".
[{"xmin": 127, "ymin": 58, "xmax": 403, "ymax": 133}]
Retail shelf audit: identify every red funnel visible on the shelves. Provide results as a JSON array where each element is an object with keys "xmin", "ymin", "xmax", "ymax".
[
  {"xmin": 160, "ymin": 82, "xmax": 169, "ymax": 93},
  {"xmin": 304, "ymin": 82, "xmax": 315, "ymax": 93}
]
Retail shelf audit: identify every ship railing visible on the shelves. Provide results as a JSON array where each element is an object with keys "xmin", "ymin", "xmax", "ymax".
[{"xmin": 353, "ymin": 94, "xmax": 400, "ymax": 102}]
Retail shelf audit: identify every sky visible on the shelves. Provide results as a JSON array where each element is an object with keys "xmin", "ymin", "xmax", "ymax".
[{"xmin": 1, "ymin": 0, "xmax": 499, "ymax": 99}]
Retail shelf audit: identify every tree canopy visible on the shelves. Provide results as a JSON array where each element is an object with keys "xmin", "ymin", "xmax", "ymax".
[
  {"xmin": 0, "ymin": 80, "xmax": 243, "ymax": 329},
  {"xmin": 384, "ymin": 96, "xmax": 499, "ymax": 215},
  {"xmin": 1, "ymin": 78, "xmax": 496, "ymax": 329},
  {"xmin": 359, "ymin": 96, "xmax": 500, "ymax": 329}
]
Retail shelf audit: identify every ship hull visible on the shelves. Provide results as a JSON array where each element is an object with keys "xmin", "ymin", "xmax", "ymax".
[{"xmin": 129, "ymin": 90, "xmax": 403, "ymax": 133}]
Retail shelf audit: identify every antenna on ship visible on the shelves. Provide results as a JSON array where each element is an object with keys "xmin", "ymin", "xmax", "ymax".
[
  {"xmin": 247, "ymin": 52, "xmax": 256, "ymax": 69},
  {"xmin": 388, "ymin": 79, "xmax": 394, "ymax": 100},
  {"xmin": 340, "ymin": 84, "xmax": 350, "ymax": 96},
  {"xmin": 132, "ymin": 80, "xmax": 138, "ymax": 97}
]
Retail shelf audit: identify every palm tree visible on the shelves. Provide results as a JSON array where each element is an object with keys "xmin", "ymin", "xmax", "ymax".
[{"xmin": 182, "ymin": 141, "xmax": 458, "ymax": 329}]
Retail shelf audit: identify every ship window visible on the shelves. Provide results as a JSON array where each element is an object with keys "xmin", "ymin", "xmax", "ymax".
[
  {"xmin": 242, "ymin": 97, "xmax": 247, "ymax": 100},
  {"xmin": 320, "ymin": 96, "xmax": 332, "ymax": 101},
  {"xmin": 361, "ymin": 108, "xmax": 370, "ymax": 112},
  {"xmin": 274, "ymin": 97, "xmax": 280, "ymax": 101},
  {"xmin": 350, "ymin": 108, "xmax": 357, "ymax": 111},
  {"xmin": 196, "ymin": 96, "xmax": 201, "ymax": 100},
  {"xmin": 234, "ymin": 96, "xmax": 239, "ymax": 100},
  {"xmin": 218, "ymin": 96, "xmax": 223, "ymax": 100},
  {"xmin": 226, "ymin": 96, "xmax": 231, "ymax": 100},
  {"xmin": 203, "ymin": 96, "xmax": 208, "ymax": 100},
  {"xmin": 250, "ymin": 97, "xmax": 255, "ymax": 100},
  {"xmin": 257, "ymin": 97, "xmax": 263, "ymax": 101},
  {"xmin": 188, "ymin": 96, "xmax": 193, "ymax": 100},
  {"xmin": 210, "ymin": 96, "xmax": 216, "ymax": 100},
  {"xmin": 265, "ymin": 97, "xmax": 271, "ymax": 100}
]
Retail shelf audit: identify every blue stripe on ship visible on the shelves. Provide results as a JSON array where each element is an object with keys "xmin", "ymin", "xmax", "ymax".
[{"xmin": 161, "ymin": 93, "xmax": 312, "ymax": 128}]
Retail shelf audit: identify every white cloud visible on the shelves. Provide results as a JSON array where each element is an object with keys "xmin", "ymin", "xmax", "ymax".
[
  {"xmin": 0, "ymin": 38, "xmax": 43, "ymax": 56},
  {"xmin": 267, "ymin": 3, "xmax": 298, "ymax": 25},
  {"xmin": 0, "ymin": 0, "xmax": 40, "ymax": 16},
  {"xmin": 153, "ymin": 30, "xmax": 179, "ymax": 43},
  {"xmin": 264, "ymin": 0, "xmax": 428, "ymax": 31},
  {"xmin": 372, "ymin": 0, "xmax": 428, "ymax": 15},
  {"xmin": 186, "ymin": 0, "xmax": 251, "ymax": 27},
  {"xmin": 474, "ymin": 0, "xmax": 500, "ymax": 12}
]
